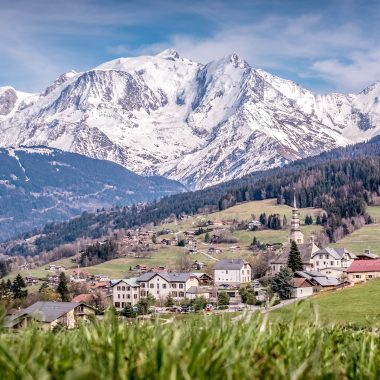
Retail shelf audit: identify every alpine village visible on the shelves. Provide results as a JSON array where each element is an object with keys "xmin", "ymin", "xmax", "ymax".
[{"xmin": 2, "ymin": 1, "xmax": 380, "ymax": 379}]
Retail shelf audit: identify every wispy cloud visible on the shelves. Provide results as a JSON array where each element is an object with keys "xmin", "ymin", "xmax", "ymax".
[{"xmin": 0, "ymin": 0, "xmax": 379, "ymax": 93}]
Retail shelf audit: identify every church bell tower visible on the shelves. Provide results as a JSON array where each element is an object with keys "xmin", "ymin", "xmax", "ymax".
[{"xmin": 288, "ymin": 194, "xmax": 304, "ymax": 244}]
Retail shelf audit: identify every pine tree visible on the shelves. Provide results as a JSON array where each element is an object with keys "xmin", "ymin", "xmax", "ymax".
[
  {"xmin": 11, "ymin": 274, "xmax": 27, "ymax": 299},
  {"xmin": 57, "ymin": 272, "xmax": 70, "ymax": 301},
  {"xmin": 204, "ymin": 232, "xmax": 210, "ymax": 243},
  {"xmin": 316, "ymin": 215, "xmax": 322, "ymax": 225},
  {"xmin": 165, "ymin": 294, "xmax": 174, "ymax": 307},
  {"xmin": 287, "ymin": 241, "xmax": 303, "ymax": 272},
  {"xmin": 271, "ymin": 267, "xmax": 294, "ymax": 300}
]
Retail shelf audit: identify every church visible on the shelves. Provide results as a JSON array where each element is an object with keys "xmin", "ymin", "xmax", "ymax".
[{"xmin": 268, "ymin": 195, "xmax": 319, "ymax": 275}]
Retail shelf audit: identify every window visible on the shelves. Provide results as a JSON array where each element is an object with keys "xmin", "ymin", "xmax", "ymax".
[
  {"xmin": 122, "ymin": 286, "xmax": 125, "ymax": 291},
  {"xmin": 172, "ymin": 284, "xmax": 177, "ymax": 289},
  {"xmin": 141, "ymin": 283, "xmax": 145, "ymax": 288},
  {"xmin": 121, "ymin": 302, "xmax": 125, "ymax": 308},
  {"xmin": 319, "ymin": 255, "xmax": 323, "ymax": 259},
  {"xmin": 122, "ymin": 294, "xmax": 125, "ymax": 299},
  {"xmin": 127, "ymin": 294, "xmax": 131, "ymax": 299},
  {"xmin": 134, "ymin": 294, "xmax": 137, "ymax": 299},
  {"xmin": 330, "ymin": 261, "xmax": 334, "ymax": 266},
  {"xmin": 141, "ymin": 291, "xmax": 146, "ymax": 297},
  {"xmin": 117, "ymin": 286, "xmax": 121, "ymax": 291},
  {"xmin": 150, "ymin": 284, "xmax": 154, "ymax": 288},
  {"xmin": 179, "ymin": 292, "xmax": 184, "ymax": 297},
  {"xmin": 226, "ymin": 270, "xmax": 229, "ymax": 274},
  {"xmin": 127, "ymin": 287, "xmax": 130, "ymax": 291},
  {"xmin": 162, "ymin": 284, "xmax": 167, "ymax": 289},
  {"xmin": 355, "ymin": 275, "xmax": 361, "ymax": 278},
  {"xmin": 172, "ymin": 291, "xmax": 178, "ymax": 297},
  {"xmin": 157, "ymin": 284, "xmax": 160, "ymax": 289},
  {"xmin": 118, "ymin": 294, "xmax": 120, "ymax": 299},
  {"xmin": 325, "ymin": 255, "xmax": 328, "ymax": 259},
  {"xmin": 179, "ymin": 283, "xmax": 184, "ymax": 289},
  {"xmin": 115, "ymin": 302, "xmax": 120, "ymax": 308},
  {"xmin": 316, "ymin": 261, "xmax": 319, "ymax": 266}
]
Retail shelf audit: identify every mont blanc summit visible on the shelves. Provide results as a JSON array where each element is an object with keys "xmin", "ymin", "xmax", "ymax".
[{"xmin": 1, "ymin": 50, "xmax": 380, "ymax": 189}]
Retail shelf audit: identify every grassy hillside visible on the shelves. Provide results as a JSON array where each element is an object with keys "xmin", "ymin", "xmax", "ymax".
[
  {"xmin": 271, "ymin": 279, "xmax": 380, "ymax": 327},
  {"xmin": 1, "ymin": 313, "xmax": 380, "ymax": 379}
]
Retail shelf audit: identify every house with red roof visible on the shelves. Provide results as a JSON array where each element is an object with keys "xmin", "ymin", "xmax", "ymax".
[{"xmin": 347, "ymin": 259, "xmax": 380, "ymax": 284}]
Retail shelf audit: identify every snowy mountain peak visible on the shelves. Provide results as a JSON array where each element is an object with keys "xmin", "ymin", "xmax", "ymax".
[
  {"xmin": 0, "ymin": 51, "xmax": 380, "ymax": 189},
  {"xmin": 156, "ymin": 48, "xmax": 181, "ymax": 60}
]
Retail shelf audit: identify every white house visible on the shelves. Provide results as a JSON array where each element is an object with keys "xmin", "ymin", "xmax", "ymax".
[
  {"xmin": 311, "ymin": 247, "xmax": 356, "ymax": 271},
  {"xmin": 291, "ymin": 278, "xmax": 314, "ymax": 298},
  {"xmin": 137, "ymin": 272, "xmax": 199, "ymax": 301},
  {"xmin": 213, "ymin": 259, "xmax": 251, "ymax": 286},
  {"xmin": 111, "ymin": 278, "xmax": 140, "ymax": 310}
]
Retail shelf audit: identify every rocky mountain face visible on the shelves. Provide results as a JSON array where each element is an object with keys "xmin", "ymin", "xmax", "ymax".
[
  {"xmin": 0, "ymin": 146, "xmax": 185, "ymax": 241},
  {"xmin": 1, "ymin": 49, "xmax": 380, "ymax": 189}
]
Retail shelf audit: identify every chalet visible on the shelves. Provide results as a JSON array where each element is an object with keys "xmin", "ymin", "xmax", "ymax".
[
  {"xmin": 291, "ymin": 278, "xmax": 314, "ymax": 298},
  {"xmin": 347, "ymin": 259, "xmax": 380, "ymax": 283},
  {"xmin": 45, "ymin": 264, "xmax": 65, "ymax": 272},
  {"xmin": 248, "ymin": 220, "xmax": 262, "ymax": 230},
  {"xmin": 148, "ymin": 266, "xmax": 167, "ymax": 273},
  {"xmin": 137, "ymin": 272, "xmax": 199, "ymax": 301},
  {"xmin": 294, "ymin": 271, "xmax": 341, "ymax": 291},
  {"xmin": 5, "ymin": 302, "xmax": 95, "ymax": 330},
  {"xmin": 192, "ymin": 272, "xmax": 214, "ymax": 286},
  {"xmin": 311, "ymin": 247, "xmax": 356, "ymax": 271},
  {"xmin": 356, "ymin": 250, "xmax": 378, "ymax": 260},
  {"xmin": 25, "ymin": 276, "xmax": 40, "ymax": 285},
  {"xmin": 213, "ymin": 259, "xmax": 251, "ymax": 286},
  {"xmin": 112, "ymin": 278, "xmax": 140, "ymax": 309}
]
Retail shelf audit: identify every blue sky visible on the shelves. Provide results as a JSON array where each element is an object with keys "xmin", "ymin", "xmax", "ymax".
[{"xmin": 1, "ymin": 0, "xmax": 379, "ymax": 93}]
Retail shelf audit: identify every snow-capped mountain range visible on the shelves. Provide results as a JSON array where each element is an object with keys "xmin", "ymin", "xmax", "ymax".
[{"xmin": 1, "ymin": 49, "xmax": 380, "ymax": 189}]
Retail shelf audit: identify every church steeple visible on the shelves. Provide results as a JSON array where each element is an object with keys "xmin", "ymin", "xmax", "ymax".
[{"xmin": 288, "ymin": 192, "xmax": 304, "ymax": 244}]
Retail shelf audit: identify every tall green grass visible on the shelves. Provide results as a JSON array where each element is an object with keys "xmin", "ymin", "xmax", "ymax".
[{"xmin": 0, "ymin": 310, "xmax": 380, "ymax": 379}]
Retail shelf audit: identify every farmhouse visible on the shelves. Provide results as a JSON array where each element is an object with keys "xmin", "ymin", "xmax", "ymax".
[
  {"xmin": 347, "ymin": 259, "xmax": 380, "ymax": 284},
  {"xmin": 213, "ymin": 259, "xmax": 251, "ymax": 286},
  {"xmin": 5, "ymin": 302, "xmax": 95, "ymax": 330},
  {"xmin": 111, "ymin": 278, "xmax": 140, "ymax": 309}
]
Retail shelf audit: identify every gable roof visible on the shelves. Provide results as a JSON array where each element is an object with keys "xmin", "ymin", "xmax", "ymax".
[
  {"xmin": 294, "ymin": 271, "xmax": 340, "ymax": 287},
  {"xmin": 292, "ymin": 278, "xmax": 313, "ymax": 288},
  {"xmin": 271, "ymin": 242, "xmax": 319, "ymax": 265},
  {"xmin": 213, "ymin": 259, "xmax": 248, "ymax": 270},
  {"xmin": 136, "ymin": 272, "xmax": 196, "ymax": 283},
  {"xmin": 347, "ymin": 259, "xmax": 380, "ymax": 273},
  {"xmin": 11, "ymin": 302, "xmax": 86, "ymax": 323},
  {"xmin": 311, "ymin": 247, "xmax": 357, "ymax": 260},
  {"xmin": 111, "ymin": 278, "xmax": 139, "ymax": 287}
]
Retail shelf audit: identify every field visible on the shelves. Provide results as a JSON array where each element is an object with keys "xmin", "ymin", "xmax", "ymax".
[
  {"xmin": 1, "ymin": 313, "xmax": 380, "ymax": 379},
  {"xmin": 271, "ymin": 279, "xmax": 380, "ymax": 327}
]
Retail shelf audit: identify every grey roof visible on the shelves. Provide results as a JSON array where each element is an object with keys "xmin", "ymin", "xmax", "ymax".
[
  {"xmin": 213, "ymin": 259, "xmax": 248, "ymax": 270},
  {"xmin": 111, "ymin": 278, "xmax": 139, "ymax": 287},
  {"xmin": 10, "ymin": 302, "xmax": 84, "ymax": 323},
  {"xmin": 312, "ymin": 247, "xmax": 357, "ymax": 260},
  {"xmin": 271, "ymin": 243, "xmax": 318, "ymax": 265},
  {"xmin": 137, "ymin": 272, "xmax": 193, "ymax": 283},
  {"xmin": 294, "ymin": 271, "xmax": 340, "ymax": 287}
]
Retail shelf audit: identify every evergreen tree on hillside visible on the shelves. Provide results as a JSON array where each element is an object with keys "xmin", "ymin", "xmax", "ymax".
[
  {"xmin": 287, "ymin": 241, "xmax": 303, "ymax": 272},
  {"xmin": 11, "ymin": 274, "xmax": 27, "ymax": 299},
  {"xmin": 57, "ymin": 272, "xmax": 70, "ymax": 301},
  {"xmin": 271, "ymin": 267, "xmax": 294, "ymax": 300}
]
